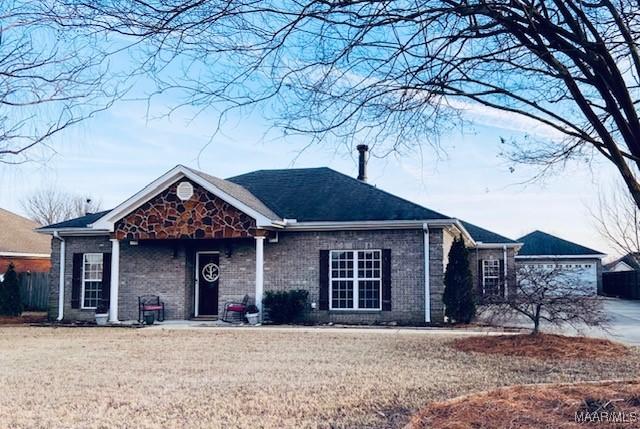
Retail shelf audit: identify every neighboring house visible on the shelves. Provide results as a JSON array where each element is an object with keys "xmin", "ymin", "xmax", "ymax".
[
  {"xmin": 602, "ymin": 253, "xmax": 640, "ymax": 299},
  {"xmin": 604, "ymin": 254, "xmax": 640, "ymax": 273},
  {"xmin": 38, "ymin": 150, "xmax": 520, "ymax": 325},
  {"xmin": 515, "ymin": 230, "xmax": 605, "ymax": 294},
  {"xmin": 0, "ymin": 208, "xmax": 51, "ymax": 274}
]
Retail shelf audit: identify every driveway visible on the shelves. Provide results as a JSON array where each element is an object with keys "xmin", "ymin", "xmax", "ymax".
[
  {"xmin": 600, "ymin": 298, "xmax": 640, "ymax": 345},
  {"xmin": 480, "ymin": 297, "xmax": 640, "ymax": 345}
]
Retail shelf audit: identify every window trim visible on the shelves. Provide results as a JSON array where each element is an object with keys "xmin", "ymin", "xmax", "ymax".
[
  {"xmin": 482, "ymin": 259, "xmax": 501, "ymax": 297},
  {"xmin": 329, "ymin": 249, "xmax": 382, "ymax": 311},
  {"xmin": 81, "ymin": 253, "xmax": 104, "ymax": 310}
]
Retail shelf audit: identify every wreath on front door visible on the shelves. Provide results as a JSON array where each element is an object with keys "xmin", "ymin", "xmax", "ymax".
[{"xmin": 201, "ymin": 263, "xmax": 220, "ymax": 283}]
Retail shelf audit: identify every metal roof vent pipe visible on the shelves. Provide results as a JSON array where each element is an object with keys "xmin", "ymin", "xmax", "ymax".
[{"xmin": 357, "ymin": 144, "xmax": 369, "ymax": 182}]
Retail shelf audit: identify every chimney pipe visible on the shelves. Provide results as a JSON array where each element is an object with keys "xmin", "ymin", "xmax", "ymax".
[
  {"xmin": 84, "ymin": 198, "xmax": 92, "ymax": 215},
  {"xmin": 357, "ymin": 144, "xmax": 368, "ymax": 182}
]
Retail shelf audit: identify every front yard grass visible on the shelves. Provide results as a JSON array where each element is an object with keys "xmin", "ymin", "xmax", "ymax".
[{"xmin": 0, "ymin": 327, "xmax": 638, "ymax": 428}]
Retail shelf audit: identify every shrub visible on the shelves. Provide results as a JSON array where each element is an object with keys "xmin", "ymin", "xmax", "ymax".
[
  {"xmin": 263, "ymin": 289, "xmax": 309, "ymax": 324},
  {"xmin": 0, "ymin": 264, "xmax": 22, "ymax": 316},
  {"xmin": 443, "ymin": 237, "xmax": 476, "ymax": 323}
]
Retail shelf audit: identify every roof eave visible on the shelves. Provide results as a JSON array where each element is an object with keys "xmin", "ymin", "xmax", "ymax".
[
  {"xmin": 475, "ymin": 242, "xmax": 523, "ymax": 249},
  {"xmin": 515, "ymin": 254, "xmax": 606, "ymax": 259},
  {"xmin": 283, "ymin": 218, "xmax": 458, "ymax": 231},
  {"xmin": 36, "ymin": 227, "xmax": 111, "ymax": 236}
]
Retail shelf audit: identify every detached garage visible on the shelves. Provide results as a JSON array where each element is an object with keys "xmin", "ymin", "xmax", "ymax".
[{"xmin": 515, "ymin": 230, "xmax": 605, "ymax": 295}]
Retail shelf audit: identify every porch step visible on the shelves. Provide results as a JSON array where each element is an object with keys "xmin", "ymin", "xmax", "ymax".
[{"xmin": 192, "ymin": 316, "xmax": 219, "ymax": 321}]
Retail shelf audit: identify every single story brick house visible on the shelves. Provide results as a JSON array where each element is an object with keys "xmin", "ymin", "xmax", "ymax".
[
  {"xmin": 516, "ymin": 230, "xmax": 605, "ymax": 295},
  {"xmin": 38, "ymin": 150, "xmax": 521, "ymax": 325}
]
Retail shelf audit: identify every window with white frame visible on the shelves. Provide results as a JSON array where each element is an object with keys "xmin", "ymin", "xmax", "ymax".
[
  {"xmin": 482, "ymin": 259, "xmax": 501, "ymax": 296},
  {"xmin": 330, "ymin": 250, "xmax": 382, "ymax": 310},
  {"xmin": 82, "ymin": 253, "xmax": 104, "ymax": 309}
]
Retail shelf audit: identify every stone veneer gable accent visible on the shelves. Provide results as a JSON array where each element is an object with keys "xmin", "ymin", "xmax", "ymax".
[{"xmin": 114, "ymin": 179, "xmax": 256, "ymax": 240}]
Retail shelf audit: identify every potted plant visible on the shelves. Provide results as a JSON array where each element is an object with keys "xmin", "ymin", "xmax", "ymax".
[
  {"xmin": 245, "ymin": 305, "xmax": 260, "ymax": 325},
  {"xmin": 95, "ymin": 302, "xmax": 109, "ymax": 326},
  {"xmin": 143, "ymin": 313, "xmax": 155, "ymax": 325}
]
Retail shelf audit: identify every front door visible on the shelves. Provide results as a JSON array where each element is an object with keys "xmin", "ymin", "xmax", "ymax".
[{"xmin": 197, "ymin": 252, "xmax": 220, "ymax": 316}]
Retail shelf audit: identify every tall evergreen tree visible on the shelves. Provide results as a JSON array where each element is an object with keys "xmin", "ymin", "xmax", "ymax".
[
  {"xmin": 0, "ymin": 264, "xmax": 22, "ymax": 316},
  {"xmin": 443, "ymin": 237, "xmax": 475, "ymax": 324}
]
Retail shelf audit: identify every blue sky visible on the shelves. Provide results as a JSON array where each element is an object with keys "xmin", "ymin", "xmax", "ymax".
[{"xmin": 0, "ymin": 96, "xmax": 619, "ymax": 257}]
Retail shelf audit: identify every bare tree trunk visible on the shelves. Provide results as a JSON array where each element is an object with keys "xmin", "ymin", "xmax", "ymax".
[{"xmin": 532, "ymin": 305, "xmax": 542, "ymax": 335}]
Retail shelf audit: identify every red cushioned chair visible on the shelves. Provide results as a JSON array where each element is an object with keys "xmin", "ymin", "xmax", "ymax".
[
  {"xmin": 138, "ymin": 295, "xmax": 165, "ymax": 323},
  {"xmin": 222, "ymin": 295, "xmax": 250, "ymax": 323}
]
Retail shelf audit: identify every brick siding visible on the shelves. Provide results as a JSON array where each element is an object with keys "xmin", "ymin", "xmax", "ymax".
[
  {"xmin": 48, "ymin": 235, "xmax": 111, "ymax": 321},
  {"xmin": 468, "ymin": 247, "xmax": 518, "ymax": 298},
  {"xmin": 48, "ymin": 228, "xmax": 451, "ymax": 324}
]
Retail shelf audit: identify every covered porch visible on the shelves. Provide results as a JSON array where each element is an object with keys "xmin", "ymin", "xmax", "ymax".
[
  {"xmin": 91, "ymin": 173, "xmax": 279, "ymax": 323},
  {"xmin": 108, "ymin": 235, "xmax": 267, "ymax": 322}
]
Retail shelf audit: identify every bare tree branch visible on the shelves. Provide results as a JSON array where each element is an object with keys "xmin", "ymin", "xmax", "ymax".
[
  {"xmin": 0, "ymin": 1, "xmax": 122, "ymax": 163},
  {"xmin": 591, "ymin": 180, "xmax": 640, "ymax": 259},
  {"xmin": 41, "ymin": 0, "xmax": 640, "ymax": 207},
  {"xmin": 20, "ymin": 188, "xmax": 101, "ymax": 226},
  {"xmin": 480, "ymin": 264, "xmax": 609, "ymax": 334}
]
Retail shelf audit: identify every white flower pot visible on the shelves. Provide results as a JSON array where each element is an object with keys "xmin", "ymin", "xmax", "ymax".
[
  {"xmin": 246, "ymin": 312, "xmax": 260, "ymax": 325},
  {"xmin": 95, "ymin": 313, "xmax": 109, "ymax": 326}
]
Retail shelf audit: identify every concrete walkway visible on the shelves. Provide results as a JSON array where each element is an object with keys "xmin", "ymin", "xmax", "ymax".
[
  {"xmin": 139, "ymin": 298, "xmax": 640, "ymax": 344},
  {"xmin": 146, "ymin": 320, "xmax": 517, "ymax": 336}
]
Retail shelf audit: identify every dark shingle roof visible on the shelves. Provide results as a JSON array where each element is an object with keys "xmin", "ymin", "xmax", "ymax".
[
  {"xmin": 460, "ymin": 220, "xmax": 517, "ymax": 244},
  {"xmin": 227, "ymin": 167, "xmax": 450, "ymax": 222},
  {"xmin": 185, "ymin": 166, "xmax": 280, "ymax": 220},
  {"xmin": 38, "ymin": 210, "xmax": 111, "ymax": 230},
  {"xmin": 517, "ymin": 230, "xmax": 604, "ymax": 256}
]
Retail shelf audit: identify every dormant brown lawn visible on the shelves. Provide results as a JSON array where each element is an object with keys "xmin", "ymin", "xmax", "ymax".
[{"xmin": 0, "ymin": 327, "xmax": 638, "ymax": 429}]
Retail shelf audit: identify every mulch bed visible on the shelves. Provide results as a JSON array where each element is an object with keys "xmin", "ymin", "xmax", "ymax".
[
  {"xmin": 0, "ymin": 312, "xmax": 48, "ymax": 325},
  {"xmin": 451, "ymin": 333, "xmax": 630, "ymax": 360},
  {"xmin": 406, "ymin": 380, "xmax": 640, "ymax": 429}
]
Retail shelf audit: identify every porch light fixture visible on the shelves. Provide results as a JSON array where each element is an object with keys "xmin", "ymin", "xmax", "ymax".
[{"xmin": 225, "ymin": 243, "xmax": 233, "ymax": 258}]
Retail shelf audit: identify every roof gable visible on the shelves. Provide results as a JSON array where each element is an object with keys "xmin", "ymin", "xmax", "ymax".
[
  {"xmin": 228, "ymin": 167, "xmax": 450, "ymax": 222},
  {"xmin": 517, "ymin": 230, "xmax": 604, "ymax": 256},
  {"xmin": 114, "ymin": 179, "xmax": 257, "ymax": 240},
  {"xmin": 90, "ymin": 165, "xmax": 280, "ymax": 231},
  {"xmin": 604, "ymin": 253, "xmax": 640, "ymax": 271}
]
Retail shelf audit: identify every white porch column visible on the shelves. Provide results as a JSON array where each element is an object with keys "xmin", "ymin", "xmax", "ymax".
[
  {"xmin": 423, "ymin": 224, "xmax": 431, "ymax": 324},
  {"xmin": 56, "ymin": 234, "xmax": 65, "ymax": 321},
  {"xmin": 503, "ymin": 244, "xmax": 508, "ymax": 299},
  {"xmin": 255, "ymin": 235, "xmax": 265, "ymax": 321},
  {"xmin": 109, "ymin": 239, "xmax": 120, "ymax": 323}
]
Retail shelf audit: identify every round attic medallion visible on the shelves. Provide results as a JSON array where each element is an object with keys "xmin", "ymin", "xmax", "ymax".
[{"xmin": 176, "ymin": 181, "xmax": 194, "ymax": 201}]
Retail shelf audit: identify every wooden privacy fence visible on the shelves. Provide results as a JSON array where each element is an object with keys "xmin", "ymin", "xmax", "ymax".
[
  {"xmin": 17, "ymin": 272, "xmax": 50, "ymax": 311},
  {"xmin": 602, "ymin": 271, "xmax": 640, "ymax": 300}
]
